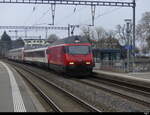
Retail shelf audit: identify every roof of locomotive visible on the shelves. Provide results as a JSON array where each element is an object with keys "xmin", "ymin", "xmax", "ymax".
[{"xmin": 50, "ymin": 35, "xmax": 90, "ymax": 46}]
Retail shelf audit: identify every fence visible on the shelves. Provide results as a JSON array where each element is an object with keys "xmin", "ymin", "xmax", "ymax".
[
  {"xmin": 94, "ymin": 58, "xmax": 150, "ymax": 73},
  {"xmin": 94, "ymin": 59, "xmax": 126, "ymax": 72},
  {"xmin": 133, "ymin": 59, "xmax": 150, "ymax": 72}
]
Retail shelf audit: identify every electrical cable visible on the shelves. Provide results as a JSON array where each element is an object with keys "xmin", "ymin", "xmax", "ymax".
[
  {"xmin": 56, "ymin": 6, "xmax": 86, "ymax": 25},
  {"xmin": 95, "ymin": 7, "xmax": 121, "ymax": 20},
  {"xmin": 23, "ymin": 4, "xmax": 39, "ymax": 26},
  {"xmin": 32, "ymin": 7, "xmax": 51, "ymax": 26}
]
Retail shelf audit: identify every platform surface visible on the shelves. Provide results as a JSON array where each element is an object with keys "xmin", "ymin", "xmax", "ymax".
[
  {"xmin": 128, "ymin": 72, "xmax": 150, "ymax": 79},
  {"xmin": 94, "ymin": 69, "xmax": 150, "ymax": 89},
  {"xmin": 0, "ymin": 62, "xmax": 13, "ymax": 112},
  {"xmin": 94, "ymin": 69, "xmax": 150, "ymax": 80},
  {"xmin": 0, "ymin": 61, "xmax": 45, "ymax": 112}
]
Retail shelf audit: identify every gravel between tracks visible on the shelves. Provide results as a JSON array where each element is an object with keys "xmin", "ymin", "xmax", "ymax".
[{"xmin": 6, "ymin": 61, "xmax": 150, "ymax": 112}]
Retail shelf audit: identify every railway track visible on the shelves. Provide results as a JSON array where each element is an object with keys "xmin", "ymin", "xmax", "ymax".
[
  {"xmin": 5, "ymin": 60, "xmax": 150, "ymax": 111},
  {"xmin": 73, "ymin": 76, "xmax": 150, "ymax": 107},
  {"xmin": 9, "ymin": 61, "xmax": 101, "ymax": 112}
]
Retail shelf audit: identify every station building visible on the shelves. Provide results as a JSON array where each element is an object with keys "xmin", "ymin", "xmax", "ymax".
[
  {"xmin": 23, "ymin": 39, "xmax": 49, "ymax": 48},
  {"xmin": 92, "ymin": 37, "xmax": 127, "ymax": 72}
]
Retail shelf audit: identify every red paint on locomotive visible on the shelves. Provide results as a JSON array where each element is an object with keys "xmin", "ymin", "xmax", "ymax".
[{"xmin": 46, "ymin": 37, "xmax": 94, "ymax": 75}]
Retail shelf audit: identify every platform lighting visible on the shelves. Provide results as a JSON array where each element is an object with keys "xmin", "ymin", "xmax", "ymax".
[{"xmin": 124, "ymin": 19, "xmax": 132, "ymax": 72}]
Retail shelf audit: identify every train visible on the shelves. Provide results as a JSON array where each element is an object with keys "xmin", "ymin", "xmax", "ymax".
[{"xmin": 7, "ymin": 36, "xmax": 95, "ymax": 76}]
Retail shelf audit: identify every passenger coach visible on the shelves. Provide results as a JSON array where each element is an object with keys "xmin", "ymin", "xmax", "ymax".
[
  {"xmin": 24, "ymin": 47, "xmax": 48, "ymax": 65},
  {"xmin": 8, "ymin": 47, "xmax": 24, "ymax": 61}
]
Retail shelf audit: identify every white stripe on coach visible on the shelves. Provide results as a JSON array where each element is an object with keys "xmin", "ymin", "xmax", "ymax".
[{"xmin": 0, "ymin": 61, "xmax": 26, "ymax": 112}]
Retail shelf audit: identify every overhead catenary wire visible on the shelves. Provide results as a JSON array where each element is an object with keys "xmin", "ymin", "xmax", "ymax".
[
  {"xmin": 78, "ymin": 6, "xmax": 122, "ymax": 27},
  {"xmin": 94, "ymin": 0, "xmax": 140, "ymax": 24},
  {"xmin": 21, "ymin": 0, "xmax": 138, "ymax": 37},
  {"xmin": 32, "ymin": 7, "xmax": 51, "ymax": 26},
  {"xmin": 23, "ymin": 4, "xmax": 39, "ymax": 26},
  {"xmin": 26, "ymin": 0, "xmax": 139, "ymax": 26},
  {"xmin": 79, "ymin": 0, "xmax": 139, "ymax": 26},
  {"xmin": 95, "ymin": 7, "xmax": 121, "ymax": 20},
  {"xmin": 56, "ymin": 5, "xmax": 86, "ymax": 25}
]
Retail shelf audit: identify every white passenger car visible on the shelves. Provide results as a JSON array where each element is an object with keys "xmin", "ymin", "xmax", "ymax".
[
  {"xmin": 24, "ymin": 47, "xmax": 48, "ymax": 64},
  {"xmin": 8, "ymin": 47, "xmax": 24, "ymax": 61}
]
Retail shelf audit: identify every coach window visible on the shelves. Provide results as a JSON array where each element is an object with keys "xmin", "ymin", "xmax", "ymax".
[
  {"xmin": 24, "ymin": 52, "xmax": 26, "ymax": 57},
  {"xmin": 32, "ymin": 52, "xmax": 35, "ymax": 57},
  {"xmin": 36, "ymin": 51, "xmax": 45, "ymax": 57},
  {"xmin": 33, "ymin": 52, "xmax": 36, "ymax": 57},
  {"xmin": 25, "ymin": 52, "xmax": 27, "ymax": 57},
  {"xmin": 34, "ymin": 51, "xmax": 37, "ymax": 57},
  {"xmin": 29, "ymin": 52, "xmax": 33, "ymax": 57},
  {"xmin": 46, "ymin": 49, "xmax": 51, "ymax": 54},
  {"xmin": 26, "ymin": 52, "xmax": 28, "ymax": 57},
  {"xmin": 41, "ymin": 51, "xmax": 45, "ymax": 57},
  {"xmin": 26, "ymin": 52, "xmax": 30, "ymax": 57}
]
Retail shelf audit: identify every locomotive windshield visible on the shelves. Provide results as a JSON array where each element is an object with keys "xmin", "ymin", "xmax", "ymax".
[{"xmin": 66, "ymin": 45, "xmax": 91, "ymax": 55}]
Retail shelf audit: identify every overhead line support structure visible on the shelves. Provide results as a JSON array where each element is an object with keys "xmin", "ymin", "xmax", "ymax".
[
  {"xmin": 132, "ymin": 0, "xmax": 136, "ymax": 72},
  {"xmin": 0, "ymin": 26, "xmax": 69, "ymax": 39},
  {"xmin": 0, "ymin": 0, "xmax": 135, "ymax": 37},
  {"xmin": 0, "ymin": 0, "xmax": 135, "ymax": 26},
  {"xmin": 0, "ymin": 0, "xmax": 134, "ymax": 7},
  {"xmin": 0, "ymin": 26, "xmax": 68, "ymax": 30},
  {"xmin": 51, "ymin": 3, "xmax": 56, "ymax": 25}
]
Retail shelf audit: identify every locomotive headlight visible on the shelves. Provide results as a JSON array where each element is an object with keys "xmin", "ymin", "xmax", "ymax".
[
  {"xmin": 86, "ymin": 62, "xmax": 91, "ymax": 64},
  {"xmin": 69, "ymin": 62, "xmax": 74, "ymax": 65}
]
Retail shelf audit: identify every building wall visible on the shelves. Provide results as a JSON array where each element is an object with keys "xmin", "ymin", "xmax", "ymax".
[{"xmin": 23, "ymin": 39, "xmax": 49, "ymax": 47}]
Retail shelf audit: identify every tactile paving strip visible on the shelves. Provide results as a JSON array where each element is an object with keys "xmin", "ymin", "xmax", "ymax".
[{"xmin": 0, "ymin": 63, "xmax": 7, "ymax": 71}]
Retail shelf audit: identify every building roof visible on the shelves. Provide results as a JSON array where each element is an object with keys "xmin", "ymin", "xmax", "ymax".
[
  {"xmin": 23, "ymin": 39, "xmax": 46, "ymax": 41},
  {"xmin": 50, "ymin": 35, "xmax": 90, "ymax": 46}
]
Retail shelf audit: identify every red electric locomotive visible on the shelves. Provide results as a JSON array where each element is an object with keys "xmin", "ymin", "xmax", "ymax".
[{"xmin": 46, "ymin": 35, "xmax": 94, "ymax": 75}]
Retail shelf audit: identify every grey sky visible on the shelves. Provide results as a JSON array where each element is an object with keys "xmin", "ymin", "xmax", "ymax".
[{"xmin": 0, "ymin": 0, "xmax": 150, "ymax": 39}]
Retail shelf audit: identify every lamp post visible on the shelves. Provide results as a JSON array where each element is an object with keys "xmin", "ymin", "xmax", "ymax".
[
  {"xmin": 125, "ymin": 19, "xmax": 132, "ymax": 72},
  {"xmin": 132, "ymin": 0, "xmax": 136, "ymax": 72}
]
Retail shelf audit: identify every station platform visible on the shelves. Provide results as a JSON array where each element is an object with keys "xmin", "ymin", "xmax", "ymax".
[
  {"xmin": 93, "ymin": 69, "xmax": 150, "ymax": 88},
  {"xmin": 0, "ymin": 61, "xmax": 45, "ymax": 112}
]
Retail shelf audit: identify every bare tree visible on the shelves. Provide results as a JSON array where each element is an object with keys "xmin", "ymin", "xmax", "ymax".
[
  {"xmin": 0, "ymin": 31, "xmax": 12, "ymax": 57},
  {"xmin": 136, "ymin": 12, "xmax": 150, "ymax": 52},
  {"xmin": 115, "ymin": 24, "xmax": 127, "ymax": 46},
  {"xmin": 80, "ymin": 26, "xmax": 91, "ymax": 41},
  {"xmin": 95, "ymin": 27, "xmax": 107, "ymax": 40},
  {"xmin": 81, "ymin": 26, "xmax": 120, "ymax": 48},
  {"xmin": 107, "ymin": 30, "xmax": 116, "ymax": 39},
  {"xmin": 47, "ymin": 34, "xmax": 59, "ymax": 43},
  {"xmin": 80, "ymin": 26, "xmax": 97, "ymax": 47},
  {"xmin": 12, "ymin": 37, "xmax": 24, "ymax": 49},
  {"xmin": 95, "ymin": 27, "xmax": 117, "ymax": 48}
]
